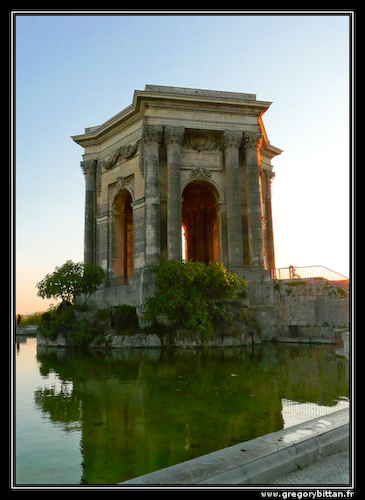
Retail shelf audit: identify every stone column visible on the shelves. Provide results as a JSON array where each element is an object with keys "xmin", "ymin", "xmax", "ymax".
[
  {"xmin": 265, "ymin": 170, "xmax": 275, "ymax": 271},
  {"xmin": 223, "ymin": 130, "xmax": 244, "ymax": 269},
  {"xmin": 164, "ymin": 126, "xmax": 185, "ymax": 260},
  {"xmin": 81, "ymin": 159, "xmax": 97, "ymax": 265},
  {"xmin": 244, "ymin": 132, "xmax": 263, "ymax": 268},
  {"xmin": 142, "ymin": 124, "xmax": 163, "ymax": 266}
]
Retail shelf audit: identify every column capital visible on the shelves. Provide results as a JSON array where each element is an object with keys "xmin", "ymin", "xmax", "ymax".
[
  {"xmin": 142, "ymin": 124, "xmax": 163, "ymax": 145},
  {"xmin": 266, "ymin": 170, "xmax": 276, "ymax": 184},
  {"xmin": 164, "ymin": 126, "xmax": 185, "ymax": 146},
  {"xmin": 81, "ymin": 159, "xmax": 97, "ymax": 177},
  {"xmin": 222, "ymin": 130, "xmax": 243, "ymax": 150},
  {"xmin": 243, "ymin": 131, "xmax": 262, "ymax": 151}
]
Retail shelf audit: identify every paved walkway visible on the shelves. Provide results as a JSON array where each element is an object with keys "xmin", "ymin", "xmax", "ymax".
[{"xmin": 271, "ymin": 443, "xmax": 351, "ymax": 485}]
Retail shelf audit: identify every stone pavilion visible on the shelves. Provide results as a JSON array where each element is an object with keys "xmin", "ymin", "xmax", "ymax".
[{"xmin": 72, "ymin": 85, "xmax": 282, "ymax": 310}]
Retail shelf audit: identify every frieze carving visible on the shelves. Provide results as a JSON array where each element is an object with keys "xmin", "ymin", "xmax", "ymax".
[
  {"xmin": 183, "ymin": 131, "xmax": 220, "ymax": 152},
  {"xmin": 189, "ymin": 167, "xmax": 212, "ymax": 181},
  {"xmin": 222, "ymin": 130, "xmax": 243, "ymax": 150},
  {"xmin": 102, "ymin": 141, "xmax": 139, "ymax": 170}
]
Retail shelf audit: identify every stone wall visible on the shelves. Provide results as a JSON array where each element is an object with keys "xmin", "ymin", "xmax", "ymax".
[
  {"xmin": 37, "ymin": 330, "xmax": 260, "ymax": 349},
  {"xmin": 273, "ymin": 279, "xmax": 349, "ymax": 328}
]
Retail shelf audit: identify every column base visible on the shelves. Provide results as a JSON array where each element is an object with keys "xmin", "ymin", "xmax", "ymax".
[{"xmin": 227, "ymin": 266, "xmax": 246, "ymax": 279}]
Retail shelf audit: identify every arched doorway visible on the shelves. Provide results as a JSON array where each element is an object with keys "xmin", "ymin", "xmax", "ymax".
[
  {"xmin": 112, "ymin": 190, "xmax": 133, "ymax": 284},
  {"xmin": 182, "ymin": 181, "xmax": 219, "ymax": 264}
]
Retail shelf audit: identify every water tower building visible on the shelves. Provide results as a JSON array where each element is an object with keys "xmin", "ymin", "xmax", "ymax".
[{"xmin": 72, "ymin": 85, "xmax": 282, "ymax": 308}]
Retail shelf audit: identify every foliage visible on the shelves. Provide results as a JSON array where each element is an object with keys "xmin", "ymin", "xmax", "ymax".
[
  {"xmin": 110, "ymin": 305, "xmax": 139, "ymax": 333},
  {"xmin": 36, "ymin": 260, "xmax": 105, "ymax": 305},
  {"xmin": 38, "ymin": 302, "xmax": 77, "ymax": 341},
  {"xmin": 41, "ymin": 312, "xmax": 52, "ymax": 323},
  {"xmin": 144, "ymin": 260, "xmax": 247, "ymax": 337},
  {"xmin": 38, "ymin": 302, "xmax": 140, "ymax": 346},
  {"xmin": 82, "ymin": 264, "xmax": 107, "ymax": 305},
  {"xmin": 19, "ymin": 312, "xmax": 43, "ymax": 325}
]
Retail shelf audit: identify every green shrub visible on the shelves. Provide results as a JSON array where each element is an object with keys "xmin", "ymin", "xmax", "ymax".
[
  {"xmin": 96, "ymin": 308, "xmax": 110, "ymax": 322},
  {"xmin": 41, "ymin": 312, "xmax": 51, "ymax": 323},
  {"xmin": 143, "ymin": 260, "xmax": 246, "ymax": 337},
  {"xmin": 38, "ymin": 301, "xmax": 76, "ymax": 340},
  {"xmin": 111, "ymin": 305, "xmax": 139, "ymax": 333}
]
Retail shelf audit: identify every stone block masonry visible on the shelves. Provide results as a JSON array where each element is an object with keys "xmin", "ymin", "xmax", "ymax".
[{"xmin": 274, "ymin": 278, "xmax": 349, "ymax": 329}]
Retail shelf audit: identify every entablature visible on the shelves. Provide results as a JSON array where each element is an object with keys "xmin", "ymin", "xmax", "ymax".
[{"xmin": 71, "ymin": 85, "xmax": 274, "ymax": 151}]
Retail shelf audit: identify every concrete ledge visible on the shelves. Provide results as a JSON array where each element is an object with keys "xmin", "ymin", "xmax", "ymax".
[
  {"xmin": 120, "ymin": 408, "xmax": 349, "ymax": 485},
  {"xmin": 16, "ymin": 325, "xmax": 38, "ymax": 335}
]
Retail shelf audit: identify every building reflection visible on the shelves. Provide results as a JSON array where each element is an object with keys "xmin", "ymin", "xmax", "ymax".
[{"xmin": 34, "ymin": 344, "xmax": 349, "ymax": 484}]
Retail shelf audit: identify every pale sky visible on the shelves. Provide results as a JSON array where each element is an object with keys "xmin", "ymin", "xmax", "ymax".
[{"xmin": 14, "ymin": 11, "xmax": 352, "ymax": 315}]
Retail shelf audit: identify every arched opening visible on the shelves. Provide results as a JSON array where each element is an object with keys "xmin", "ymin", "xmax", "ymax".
[
  {"xmin": 181, "ymin": 223, "xmax": 188, "ymax": 260},
  {"xmin": 112, "ymin": 190, "xmax": 133, "ymax": 284},
  {"xmin": 182, "ymin": 181, "xmax": 219, "ymax": 264}
]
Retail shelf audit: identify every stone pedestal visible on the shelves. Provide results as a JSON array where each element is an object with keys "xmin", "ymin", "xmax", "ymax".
[{"xmin": 245, "ymin": 267, "xmax": 274, "ymax": 306}]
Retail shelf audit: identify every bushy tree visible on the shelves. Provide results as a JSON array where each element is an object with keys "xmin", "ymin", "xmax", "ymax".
[
  {"xmin": 82, "ymin": 263, "xmax": 106, "ymax": 305},
  {"xmin": 36, "ymin": 260, "xmax": 105, "ymax": 305},
  {"xmin": 144, "ymin": 260, "xmax": 246, "ymax": 336}
]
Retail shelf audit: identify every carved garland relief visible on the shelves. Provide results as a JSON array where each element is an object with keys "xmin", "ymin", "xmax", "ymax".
[{"xmin": 102, "ymin": 141, "xmax": 140, "ymax": 170}]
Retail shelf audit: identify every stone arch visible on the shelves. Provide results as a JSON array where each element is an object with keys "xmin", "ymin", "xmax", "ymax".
[
  {"xmin": 112, "ymin": 189, "xmax": 133, "ymax": 284},
  {"xmin": 181, "ymin": 175, "xmax": 225, "ymax": 204},
  {"xmin": 109, "ymin": 175, "xmax": 135, "ymax": 212},
  {"xmin": 182, "ymin": 180, "xmax": 220, "ymax": 264}
]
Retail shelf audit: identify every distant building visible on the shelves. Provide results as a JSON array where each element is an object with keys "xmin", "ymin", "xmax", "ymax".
[{"xmin": 72, "ymin": 85, "xmax": 282, "ymax": 309}]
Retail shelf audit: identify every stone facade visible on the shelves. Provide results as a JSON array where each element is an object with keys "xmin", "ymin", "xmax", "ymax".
[{"xmin": 72, "ymin": 85, "xmax": 282, "ymax": 309}]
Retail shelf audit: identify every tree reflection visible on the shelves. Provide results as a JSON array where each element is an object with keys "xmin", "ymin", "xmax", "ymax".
[
  {"xmin": 34, "ymin": 344, "xmax": 349, "ymax": 484},
  {"xmin": 34, "ymin": 382, "xmax": 81, "ymax": 428}
]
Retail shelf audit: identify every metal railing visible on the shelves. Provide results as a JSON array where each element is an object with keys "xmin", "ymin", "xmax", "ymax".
[{"xmin": 270, "ymin": 265, "xmax": 349, "ymax": 282}]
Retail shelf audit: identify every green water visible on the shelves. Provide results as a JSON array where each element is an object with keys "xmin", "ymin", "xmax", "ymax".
[{"xmin": 15, "ymin": 338, "xmax": 349, "ymax": 485}]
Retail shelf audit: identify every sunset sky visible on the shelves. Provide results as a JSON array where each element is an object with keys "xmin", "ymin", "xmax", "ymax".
[{"xmin": 14, "ymin": 11, "xmax": 352, "ymax": 315}]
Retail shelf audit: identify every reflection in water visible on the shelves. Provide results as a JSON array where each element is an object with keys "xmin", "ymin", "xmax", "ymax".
[{"xmin": 17, "ymin": 340, "xmax": 349, "ymax": 485}]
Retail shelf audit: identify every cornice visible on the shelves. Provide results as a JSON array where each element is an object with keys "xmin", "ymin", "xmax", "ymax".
[
  {"xmin": 258, "ymin": 115, "xmax": 283, "ymax": 159},
  {"xmin": 261, "ymin": 141, "xmax": 283, "ymax": 159},
  {"xmin": 71, "ymin": 87, "xmax": 272, "ymax": 149},
  {"xmin": 144, "ymin": 99, "xmax": 271, "ymax": 118}
]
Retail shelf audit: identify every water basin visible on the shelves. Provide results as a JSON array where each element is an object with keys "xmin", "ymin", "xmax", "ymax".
[{"xmin": 15, "ymin": 338, "xmax": 349, "ymax": 485}]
